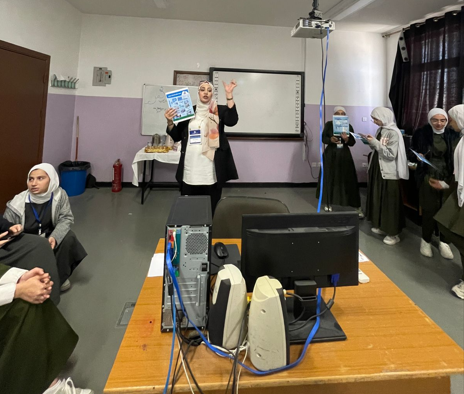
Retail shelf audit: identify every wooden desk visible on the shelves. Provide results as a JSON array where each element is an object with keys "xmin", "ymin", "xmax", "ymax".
[{"xmin": 104, "ymin": 239, "xmax": 464, "ymax": 394}]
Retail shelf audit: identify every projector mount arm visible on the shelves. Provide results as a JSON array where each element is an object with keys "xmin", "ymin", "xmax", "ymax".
[{"xmin": 309, "ymin": 0, "xmax": 323, "ymax": 20}]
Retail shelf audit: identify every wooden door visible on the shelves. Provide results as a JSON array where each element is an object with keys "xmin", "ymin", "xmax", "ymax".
[{"xmin": 0, "ymin": 40, "xmax": 50, "ymax": 211}]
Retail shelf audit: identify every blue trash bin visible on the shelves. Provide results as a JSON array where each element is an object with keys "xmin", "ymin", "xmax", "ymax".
[{"xmin": 59, "ymin": 161, "xmax": 91, "ymax": 197}]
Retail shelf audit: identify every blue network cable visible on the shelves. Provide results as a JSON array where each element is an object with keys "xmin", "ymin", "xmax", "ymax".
[
  {"xmin": 162, "ymin": 247, "xmax": 177, "ymax": 394},
  {"xmin": 164, "ymin": 243, "xmax": 322, "ymax": 376},
  {"xmin": 317, "ymin": 28, "xmax": 331, "ymax": 213}
]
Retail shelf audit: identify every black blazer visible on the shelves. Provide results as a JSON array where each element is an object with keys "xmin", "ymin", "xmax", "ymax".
[
  {"xmin": 410, "ymin": 124, "xmax": 460, "ymax": 187},
  {"xmin": 167, "ymin": 104, "xmax": 239, "ymax": 187}
]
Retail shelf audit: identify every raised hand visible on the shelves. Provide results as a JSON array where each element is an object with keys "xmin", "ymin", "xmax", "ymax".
[{"xmin": 222, "ymin": 80, "xmax": 237, "ymax": 95}]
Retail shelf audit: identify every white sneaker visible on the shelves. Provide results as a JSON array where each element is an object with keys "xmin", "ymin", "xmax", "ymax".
[
  {"xmin": 371, "ymin": 227, "xmax": 386, "ymax": 235},
  {"xmin": 451, "ymin": 280, "xmax": 464, "ymax": 300},
  {"xmin": 420, "ymin": 239, "xmax": 433, "ymax": 257},
  {"xmin": 383, "ymin": 235, "xmax": 400, "ymax": 245},
  {"xmin": 60, "ymin": 279, "xmax": 71, "ymax": 292},
  {"xmin": 43, "ymin": 378, "xmax": 94, "ymax": 394},
  {"xmin": 439, "ymin": 242, "xmax": 454, "ymax": 260},
  {"xmin": 356, "ymin": 208, "xmax": 365, "ymax": 219}
]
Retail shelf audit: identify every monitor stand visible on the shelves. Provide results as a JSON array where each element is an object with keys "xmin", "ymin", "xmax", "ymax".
[{"xmin": 285, "ymin": 283, "xmax": 347, "ymax": 344}]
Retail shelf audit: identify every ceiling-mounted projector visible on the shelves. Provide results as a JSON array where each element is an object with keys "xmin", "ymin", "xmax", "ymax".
[
  {"xmin": 291, "ymin": 19, "xmax": 335, "ymax": 38},
  {"xmin": 291, "ymin": 0, "xmax": 335, "ymax": 39}
]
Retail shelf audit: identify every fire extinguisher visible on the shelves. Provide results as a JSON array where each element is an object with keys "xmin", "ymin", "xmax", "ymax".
[{"xmin": 112, "ymin": 159, "xmax": 122, "ymax": 193}]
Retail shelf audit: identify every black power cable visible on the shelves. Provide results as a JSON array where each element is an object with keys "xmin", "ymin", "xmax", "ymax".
[{"xmin": 288, "ymin": 286, "xmax": 337, "ymax": 332}]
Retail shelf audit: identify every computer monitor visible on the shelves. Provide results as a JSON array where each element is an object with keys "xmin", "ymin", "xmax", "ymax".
[{"xmin": 241, "ymin": 211, "xmax": 359, "ymax": 343}]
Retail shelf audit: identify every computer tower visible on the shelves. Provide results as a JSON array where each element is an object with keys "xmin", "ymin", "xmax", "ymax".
[{"xmin": 161, "ymin": 196, "xmax": 212, "ymax": 332}]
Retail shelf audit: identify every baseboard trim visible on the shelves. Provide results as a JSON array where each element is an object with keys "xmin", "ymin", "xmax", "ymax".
[{"xmin": 95, "ymin": 182, "xmax": 368, "ymax": 189}]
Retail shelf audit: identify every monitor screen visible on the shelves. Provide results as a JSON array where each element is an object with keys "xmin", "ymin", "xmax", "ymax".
[{"xmin": 241, "ymin": 212, "xmax": 359, "ymax": 292}]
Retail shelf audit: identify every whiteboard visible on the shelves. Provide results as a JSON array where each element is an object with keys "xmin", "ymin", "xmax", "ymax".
[
  {"xmin": 211, "ymin": 68, "xmax": 304, "ymax": 138},
  {"xmin": 141, "ymin": 84, "xmax": 198, "ymax": 136}
]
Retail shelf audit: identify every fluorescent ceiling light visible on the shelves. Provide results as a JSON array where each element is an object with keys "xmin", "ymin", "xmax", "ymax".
[
  {"xmin": 325, "ymin": 0, "xmax": 378, "ymax": 21},
  {"xmin": 153, "ymin": 0, "xmax": 168, "ymax": 9}
]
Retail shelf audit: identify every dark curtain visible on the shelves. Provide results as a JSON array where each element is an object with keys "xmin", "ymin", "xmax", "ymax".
[{"xmin": 389, "ymin": 7, "xmax": 464, "ymax": 134}]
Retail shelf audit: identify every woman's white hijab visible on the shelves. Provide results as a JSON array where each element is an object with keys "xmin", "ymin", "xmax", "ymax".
[
  {"xmin": 334, "ymin": 106, "xmax": 346, "ymax": 115},
  {"xmin": 428, "ymin": 108, "xmax": 448, "ymax": 134},
  {"xmin": 27, "ymin": 163, "xmax": 60, "ymax": 204},
  {"xmin": 195, "ymin": 82, "xmax": 214, "ymax": 119},
  {"xmin": 448, "ymin": 105, "xmax": 464, "ymax": 207},
  {"xmin": 370, "ymin": 107, "xmax": 409, "ymax": 180},
  {"xmin": 195, "ymin": 81, "xmax": 219, "ymax": 161}
]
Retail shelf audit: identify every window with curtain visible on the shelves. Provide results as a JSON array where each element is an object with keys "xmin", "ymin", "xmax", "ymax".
[{"xmin": 389, "ymin": 7, "xmax": 464, "ymax": 134}]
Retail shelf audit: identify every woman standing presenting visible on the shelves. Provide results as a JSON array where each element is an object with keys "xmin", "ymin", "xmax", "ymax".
[
  {"xmin": 165, "ymin": 80, "xmax": 238, "ymax": 214},
  {"xmin": 411, "ymin": 108, "xmax": 460, "ymax": 258},
  {"xmin": 433, "ymin": 104, "xmax": 464, "ymax": 299},
  {"xmin": 316, "ymin": 106, "xmax": 362, "ymax": 216},
  {"xmin": 366, "ymin": 107, "xmax": 409, "ymax": 246}
]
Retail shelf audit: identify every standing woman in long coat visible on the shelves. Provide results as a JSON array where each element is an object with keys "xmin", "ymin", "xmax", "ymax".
[
  {"xmin": 316, "ymin": 107, "xmax": 362, "ymax": 217},
  {"xmin": 433, "ymin": 104, "xmax": 464, "ymax": 299},
  {"xmin": 366, "ymin": 107, "xmax": 409, "ymax": 245}
]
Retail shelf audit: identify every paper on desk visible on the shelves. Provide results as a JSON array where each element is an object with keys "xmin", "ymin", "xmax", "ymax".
[
  {"xmin": 147, "ymin": 253, "xmax": 165, "ymax": 277},
  {"xmin": 358, "ymin": 251, "xmax": 369, "ymax": 263}
]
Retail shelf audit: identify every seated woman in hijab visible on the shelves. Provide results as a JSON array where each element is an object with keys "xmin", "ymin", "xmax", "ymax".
[
  {"xmin": 3, "ymin": 164, "xmax": 87, "ymax": 292},
  {"xmin": 365, "ymin": 107, "xmax": 409, "ymax": 246},
  {"xmin": 411, "ymin": 108, "xmax": 461, "ymax": 259},
  {"xmin": 316, "ymin": 106, "xmax": 363, "ymax": 217},
  {"xmin": 165, "ymin": 80, "xmax": 239, "ymax": 214},
  {"xmin": 433, "ymin": 104, "xmax": 464, "ymax": 299},
  {"xmin": 0, "ymin": 257, "xmax": 92, "ymax": 393}
]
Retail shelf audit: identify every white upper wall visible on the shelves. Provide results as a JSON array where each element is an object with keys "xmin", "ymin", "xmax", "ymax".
[
  {"xmin": 0, "ymin": 0, "xmax": 82, "ymax": 95},
  {"xmin": 305, "ymin": 30, "xmax": 386, "ymax": 106},
  {"xmin": 77, "ymin": 14, "xmax": 387, "ymax": 107}
]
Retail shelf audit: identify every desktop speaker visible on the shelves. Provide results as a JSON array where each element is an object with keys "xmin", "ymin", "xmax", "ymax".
[
  {"xmin": 209, "ymin": 264, "xmax": 248, "ymax": 349},
  {"xmin": 248, "ymin": 276, "xmax": 290, "ymax": 371}
]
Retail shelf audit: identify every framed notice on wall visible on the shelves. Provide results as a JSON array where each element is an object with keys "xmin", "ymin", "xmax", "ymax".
[{"xmin": 173, "ymin": 70, "xmax": 210, "ymax": 86}]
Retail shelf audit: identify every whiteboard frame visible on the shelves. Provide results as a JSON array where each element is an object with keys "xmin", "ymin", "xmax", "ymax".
[{"xmin": 209, "ymin": 67, "xmax": 305, "ymax": 139}]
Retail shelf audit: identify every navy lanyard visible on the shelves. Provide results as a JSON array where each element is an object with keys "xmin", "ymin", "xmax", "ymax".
[{"xmin": 28, "ymin": 193, "xmax": 53, "ymax": 235}]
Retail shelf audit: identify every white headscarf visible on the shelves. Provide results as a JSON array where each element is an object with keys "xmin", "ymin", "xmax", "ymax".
[
  {"xmin": 27, "ymin": 163, "xmax": 60, "ymax": 204},
  {"xmin": 195, "ymin": 82, "xmax": 215, "ymax": 120},
  {"xmin": 334, "ymin": 106, "xmax": 346, "ymax": 115},
  {"xmin": 427, "ymin": 108, "xmax": 448, "ymax": 134},
  {"xmin": 370, "ymin": 107, "xmax": 409, "ymax": 180},
  {"xmin": 193, "ymin": 81, "xmax": 219, "ymax": 161},
  {"xmin": 448, "ymin": 105, "xmax": 464, "ymax": 207}
]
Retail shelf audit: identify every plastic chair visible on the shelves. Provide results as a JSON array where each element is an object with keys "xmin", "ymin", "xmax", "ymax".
[{"xmin": 212, "ymin": 196, "xmax": 290, "ymax": 239}]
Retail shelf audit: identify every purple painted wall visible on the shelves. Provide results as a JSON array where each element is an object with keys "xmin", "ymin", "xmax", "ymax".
[
  {"xmin": 46, "ymin": 95, "xmax": 379, "ymax": 184},
  {"xmin": 42, "ymin": 94, "xmax": 76, "ymax": 168}
]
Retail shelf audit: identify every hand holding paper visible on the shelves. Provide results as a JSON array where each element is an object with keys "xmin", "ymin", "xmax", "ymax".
[
  {"xmin": 410, "ymin": 149, "xmax": 438, "ymax": 169},
  {"xmin": 350, "ymin": 132, "xmax": 370, "ymax": 145}
]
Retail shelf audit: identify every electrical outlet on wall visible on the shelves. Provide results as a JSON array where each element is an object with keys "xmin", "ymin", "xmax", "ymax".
[{"xmin": 362, "ymin": 117, "xmax": 367, "ymax": 122}]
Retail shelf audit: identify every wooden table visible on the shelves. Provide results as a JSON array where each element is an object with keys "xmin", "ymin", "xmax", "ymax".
[{"xmin": 104, "ymin": 239, "xmax": 464, "ymax": 394}]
